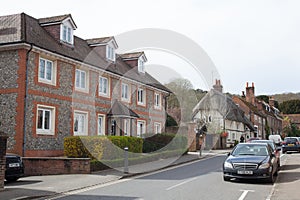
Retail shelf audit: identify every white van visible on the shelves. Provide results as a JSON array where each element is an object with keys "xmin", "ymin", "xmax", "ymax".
[{"xmin": 269, "ymin": 135, "xmax": 282, "ymax": 145}]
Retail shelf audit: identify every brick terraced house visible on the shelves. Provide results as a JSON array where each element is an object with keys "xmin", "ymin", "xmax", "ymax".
[
  {"xmin": 0, "ymin": 13, "xmax": 170, "ymax": 157},
  {"xmin": 233, "ymin": 82, "xmax": 282, "ymax": 140}
]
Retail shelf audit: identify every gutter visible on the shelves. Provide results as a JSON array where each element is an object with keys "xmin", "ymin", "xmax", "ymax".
[{"xmin": 22, "ymin": 43, "xmax": 33, "ymax": 157}]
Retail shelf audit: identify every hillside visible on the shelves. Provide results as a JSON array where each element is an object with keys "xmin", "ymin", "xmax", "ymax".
[{"xmin": 272, "ymin": 93, "xmax": 300, "ymax": 104}]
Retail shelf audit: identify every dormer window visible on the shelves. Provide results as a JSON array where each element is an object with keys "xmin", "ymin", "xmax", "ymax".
[
  {"xmin": 39, "ymin": 14, "xmax": 77, "ymax": 45},
  {"xmin": 61, "ymin": 23, "xmax": 73, "ymax": 44},
  {"xmin": 106, "ymin": 45, "xmax": 115, "ymax": 62},
  {"xmin": 62, "ymin": 25, "xmax": 72, "ymax": 43},
  {"xmin": 138, "ymin": 59, "xmax": 145, "ymax": 73}
]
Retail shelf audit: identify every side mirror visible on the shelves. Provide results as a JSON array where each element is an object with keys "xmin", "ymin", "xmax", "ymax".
[{"xmin": 227, "ymin": 152, "xmax": 231, "ymax": 156}]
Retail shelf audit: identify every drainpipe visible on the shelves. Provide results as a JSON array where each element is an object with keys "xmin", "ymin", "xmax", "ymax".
[
  {"xmin": 164, "ymin": 92, "xmax": 170, "ymax": 130},
  {"xmin": 22, "ymin": 44, "xmax": 33, "ymax": 157}
]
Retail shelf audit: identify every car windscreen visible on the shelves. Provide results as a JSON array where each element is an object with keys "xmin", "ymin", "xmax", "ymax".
[
  {"xmin": 284, "ymin": 138, "xmax": 298, "ymax": 143},
  {"xmin": 232, "ymin": 145, "xmax": 269, "ymax": 156},
  {"xmin": 251, "ymin": 140, "xmax": 275, "ymax": 151}
]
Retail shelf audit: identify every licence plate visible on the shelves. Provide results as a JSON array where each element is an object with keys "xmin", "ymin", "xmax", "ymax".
[
  {"xmin": 9, "ymin": 163, "xmax": 20, "ymax": 168},
  {"xmin": 288, "ymin": 144, "xmax": 294, "ymax": 146},
  {"xmin": 237, "ymin": 170, "xmax": 253, "ymax": 175}
]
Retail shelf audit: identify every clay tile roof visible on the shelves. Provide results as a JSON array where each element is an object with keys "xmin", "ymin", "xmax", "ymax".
[
  {"xmin": 0, "ymin": 13, "xmax": 170, "ymax": 94},
  {"xmin": 86, "ymin": 37, "xmax": 114, "ymax": 46},
  {"xmin": 120, "ymin": 52, "xmax": 144, "ymax": 60},
  {"xmin": 107, "ymin": 100, "xmax": 139, "ymax": 118},
  {"xmin": 38, "ymin": 14, "xmax": 77, "ymax": 28},
  {"xmin": 38, "ymin": 14, "xmax": 70, "ymax": 24}
]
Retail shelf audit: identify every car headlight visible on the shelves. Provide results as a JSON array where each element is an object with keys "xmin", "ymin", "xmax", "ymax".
[
  {"xmin": 224, "ymin": 161, "xmax": 233, "ymax": 169},
  {"xmin": 259, "ymin": 163, "xmax": 270, "ymax": 169}
]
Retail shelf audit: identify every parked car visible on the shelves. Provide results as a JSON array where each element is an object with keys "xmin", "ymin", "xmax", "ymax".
[
  {"xmin": 269, "ymin": 135, "xmax": 283, "ymax": 146},
  {"xmin": 246, "ymin": 137, "xmax": 260, "ymax": 142},
  {"xmin": 250, "ymin": 140, "xmax": 281, "ymax": 167},
  {"xmin": 5, "ymin": 153, "xmax": 24, "ymax": 182},
  {"xmin": 282, "ymin": 137, "xmax": 300, "ymax": 154},
  {"xmin": 223, "ymin": 143, "xmax": 279, "ymax": 183}
]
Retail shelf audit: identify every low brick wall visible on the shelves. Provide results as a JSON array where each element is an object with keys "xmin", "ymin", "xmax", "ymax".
[
  {"xmin": 0, "ymin": 132, "xmax": 8, "ymax": 191},
  {"xmin": 23, "ymin": 157, "xmax": 90, "ymax": 176}
]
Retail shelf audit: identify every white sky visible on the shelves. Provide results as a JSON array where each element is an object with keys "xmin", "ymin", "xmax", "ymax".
[{"xmin": 1, "ymin": 0, "xmax": 300, "ymax": 95}]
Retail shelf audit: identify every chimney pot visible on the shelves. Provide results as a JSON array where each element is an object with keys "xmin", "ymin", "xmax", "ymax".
[{"xmin": 252, "ymin": 82, "xmax": 254, "ymax": 87}]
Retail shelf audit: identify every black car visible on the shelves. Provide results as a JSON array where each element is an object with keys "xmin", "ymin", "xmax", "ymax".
[
  {"xmin": 282, "ymin": 137, "xmax": 300, "ymax": 154},
  {"xmin": 250, "ymin": 140, "xmax": 281, "ymax": 167},
  {"xmin": 5, "ymin": 153, "xmax": 24, "ymax": 182},
  {"xmin": 223, "ymin": 143, "xmax": 279, "ymax": 183}
]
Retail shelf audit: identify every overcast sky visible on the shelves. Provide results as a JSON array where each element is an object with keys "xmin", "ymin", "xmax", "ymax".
[{"xmin": 1, "ymin": 0, "xmax": 300, "ymax": 95}]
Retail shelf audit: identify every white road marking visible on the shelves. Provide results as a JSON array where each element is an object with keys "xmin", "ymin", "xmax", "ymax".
[
  {"xmin": 238, "ymin": 190, "xmax": 254, "ymax": 200},
  {"xmin": 166, "ymin": 177, "xmax": 198, "ymax": 191}
]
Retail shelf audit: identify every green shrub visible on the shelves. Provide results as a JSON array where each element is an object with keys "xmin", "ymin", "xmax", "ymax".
[
  {"xmin": 143, "ymin": 133, "xmax": 188, "ymax": 153},
  {"xmin": 64, "ymin": 136, "xmax": 143, "ymax": 160},
  {"xmin": 166, "ymin": 114, "xmax": 178, "ymax": 127}
]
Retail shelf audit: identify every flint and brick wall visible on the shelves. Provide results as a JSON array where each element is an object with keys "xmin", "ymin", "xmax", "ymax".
[
  {"xmin": 1, "ymin": 47, "xmax": 168, "ymax": 157},
  {"xmin": 23, "ymin": 157, "xmax": 90, "ymax": 176},
  {"xmin": 0, "ymin": 133, "xmax": 8, "ymax": 190}
]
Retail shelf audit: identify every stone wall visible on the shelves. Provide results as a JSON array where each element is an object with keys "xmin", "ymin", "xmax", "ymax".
[
  {"xmin": 23, "ymin": 157, "xmax": 90, "ymax": 176},
  {"xmin": 0, "ymin": 132, "xmax": 8, "ymax": 191}
]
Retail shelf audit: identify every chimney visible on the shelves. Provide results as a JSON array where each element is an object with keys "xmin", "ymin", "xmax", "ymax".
[
  {"xmin": 269, "ymin": 96, "xmax": 275, "ymax": 107},
  {"xmin": 242, "ymin": 91, "xmax": 246, "ymax": 98},
  {"xmin": 245, "ymin": 82, "xmax": 255, "ymax": 105},
  {"xmin": 213, "ymin": 79, "xmax": 223, "ymax": 93}
]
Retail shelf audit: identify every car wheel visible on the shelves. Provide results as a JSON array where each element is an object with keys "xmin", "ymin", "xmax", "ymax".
[
  {"xmin": 6, "ymin": 177, "xmax": 19, "ymax": 182},
  {"xmin": 223, "ymin": 176, "xmax": 230, "ymax": 182}
]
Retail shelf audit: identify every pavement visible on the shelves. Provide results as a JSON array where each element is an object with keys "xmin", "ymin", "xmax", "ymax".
[
  {"xmin": 269, "ymin": 153, "xmax": 300, "ymax": 200},
  {"xmin": 1, "ymin": 149, "xmax": 298, "ymax": 200}
]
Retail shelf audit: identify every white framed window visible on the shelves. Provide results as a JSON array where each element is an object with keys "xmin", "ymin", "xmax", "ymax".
[
  {"xmin": 75, "ymin": 69, "xmax": 88, "ymax": 91},
  {"xmin": 106, "ymin": 45, "xmax": 115, "ymax": 61},
  {"xmin": 39, "ymin": 57, "xmax": 56, "ymax": 85},
  {"xmin": 154, "ymin": 122, "xmax": 161, "ymax": 134},
  {"xmin": 121, "ymin": 83, "xmax": 130, "ymax": 102},
  {"xmin": 138, "ymin": 59, "xmax": 145, "ymax": 73},
  {"xmin": 36, "ymin": 105, "xmax": 55, "ymax": 135},
  {"xmin": 61, "ymin": 24, "xmax": 73, "ymax": 44},
  {"xmin": 232, "ymin": 132, "xmax": 236, "ymax": 140},
  {"xmin": 97, "ymin": 114, "xmax": 105, "ymax": 135},
  {"xmin": 123, "ymin": 119, "xmax": 130, "ymax": 136},
  {"xmin": 99, "ymin": 76, "xmax": 109, "ymax": 97},
  {"xmin": 137, "ymin": 87, "xmax": 146, "ymax": 105},
  {"xmin": 137, "ymin": 120, "xmax": 146, "ymax": 137},
  {"xmin": 74, "ymin": 111, "xmax": 88, "ymax": 136},
  {"xmin": 154, "ymin": 93, "xmax": 161, "ymax": 109}
]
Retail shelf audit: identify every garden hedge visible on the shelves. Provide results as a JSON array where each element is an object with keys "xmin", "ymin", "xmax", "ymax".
[
  {"xmin": 64, "ymin": 136, "xmax": 143, "ymax": 160},
  {"xmin": 142, "ymin": 133, "xmax": 188, "ymax": 153}
]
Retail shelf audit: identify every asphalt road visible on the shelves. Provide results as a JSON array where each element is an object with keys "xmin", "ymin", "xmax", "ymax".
[{"xmin": 50, "ymin": 155, "xmax": 278, "ymax": 200}]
